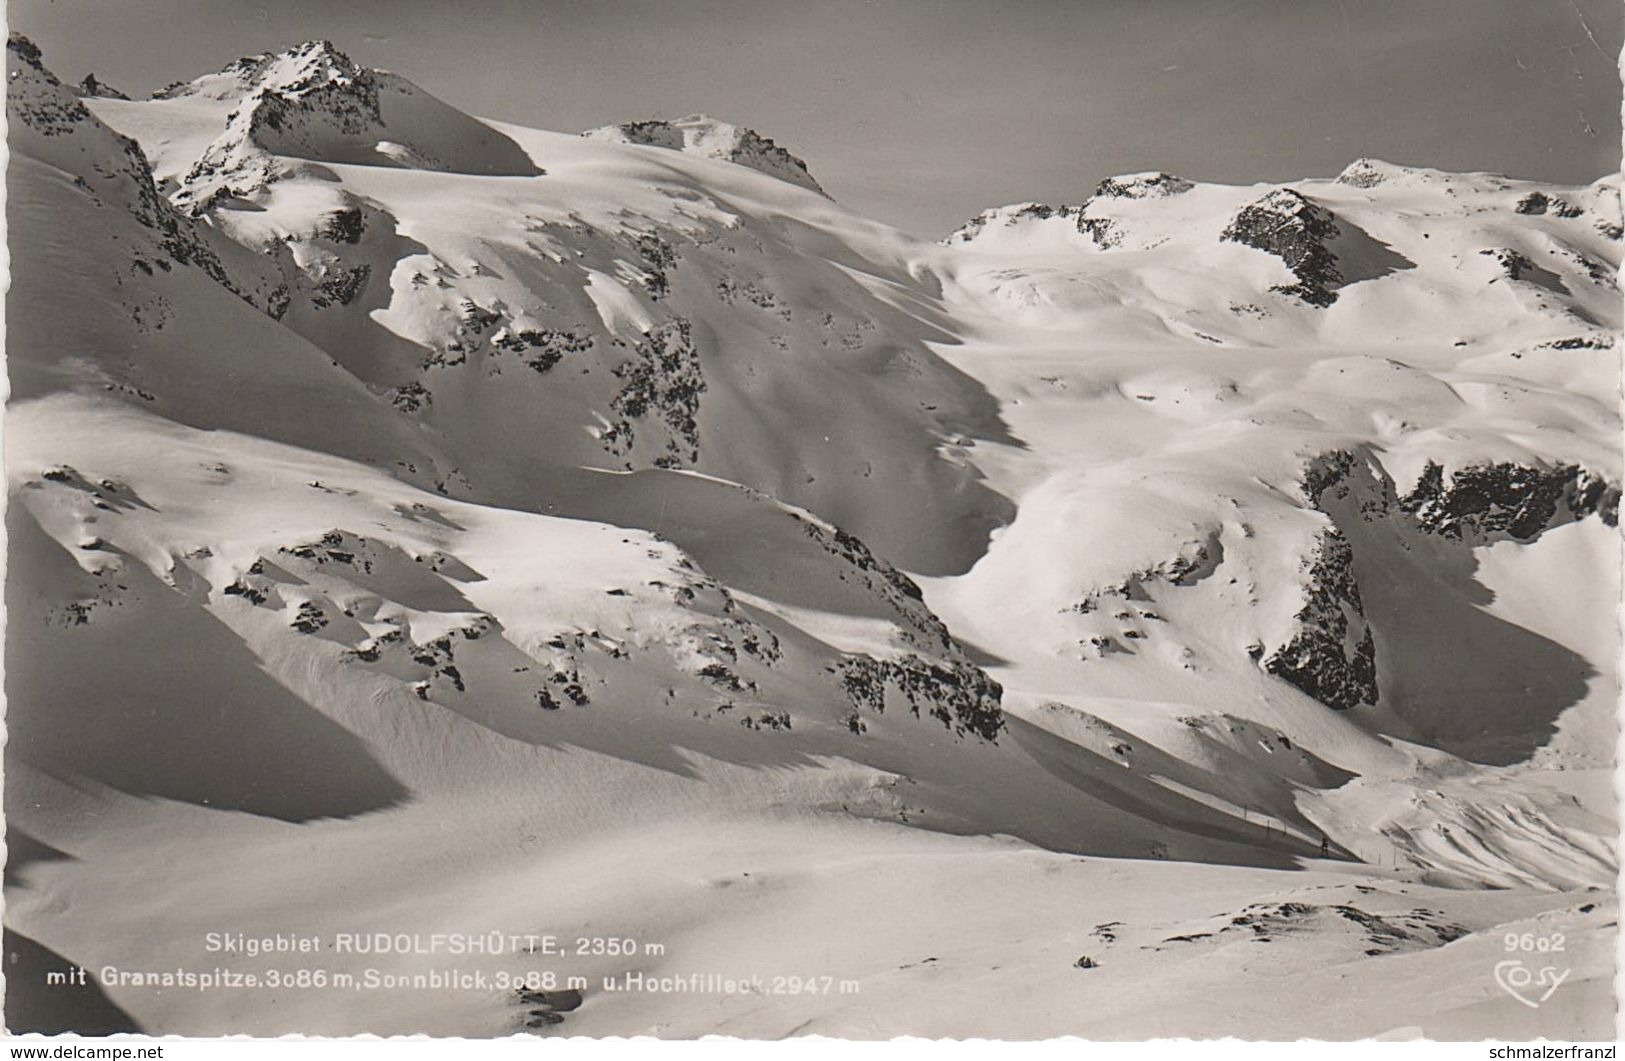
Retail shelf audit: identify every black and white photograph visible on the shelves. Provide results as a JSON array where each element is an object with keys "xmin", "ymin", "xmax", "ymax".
[{"xmin": 2, "ymin": 0, "xmax": 1621, "ymax": 1045}]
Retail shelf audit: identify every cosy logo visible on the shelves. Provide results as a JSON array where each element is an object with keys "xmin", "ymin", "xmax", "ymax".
[
  {"xmin": 1495, "ymin": 931, "xmax": 1570, "ymax": 1008},
  {"xmin": 1493, "ymin": 961, "xmax": 1570, "ymax": 1008}
]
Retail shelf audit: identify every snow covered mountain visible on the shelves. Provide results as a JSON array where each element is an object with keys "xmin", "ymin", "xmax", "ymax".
[
  {"xmin": 159, "ymin": 40, "xmax": 540, "ymax": 214},
  {"xmin": 5, "ymin": 36, "xmax": 1619, "ymax": 1039},
  {"xmin": 583, "ymin": 114, "xmax": 826, "ymax": 195}
]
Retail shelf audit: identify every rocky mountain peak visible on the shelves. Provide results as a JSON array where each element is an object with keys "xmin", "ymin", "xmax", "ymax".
[
  {"xmin": 8, "ymin": 33, "xmax": 90, "ymax": 137},
  {"xmin": 1221, "ymin": 188, "xmax": 1344, "ymax": 306},
  {"xmin": 1093, "ymin": 171, "xmax": 1194, "ymax": 199},
  {"xmin": 583, "ymin": 113, "xmax": 825, "ymax": 195},
  {"xmin": 7, "ymin": 31, "xmax": 45, "ymax": 69},
  {"xmin": 168, "ymin": 39, "xmax": 536, "ymax": 214},
  {"xmin": 1337, "ymin": 157, "xmax": 1411, "ymax": 189},
  {"xmin": 10, "ymin": 39, "xmax": 103, "ymax": 149},
  {"xmin": 241, "ymin": 39, "xmax": 363, "ymax": 93},
  {"xmin": 165, "ymin": 39, "xmax": 366, "ymax": 101},
  {"xmin": 220, "ymin": 40, "xmax": 380, "ymax": 130},
  {"xmin": 76, "ymin": 72, "xmax": 129, "ymax": 99},
  {"xmin": 940, "ymin": 201, "xmax": 1083, "ymax": 244}
]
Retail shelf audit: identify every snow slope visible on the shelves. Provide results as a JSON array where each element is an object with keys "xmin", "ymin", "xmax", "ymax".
[{"xmin": 5, "ymin": 37, "xmax": 1619, "ymax": 1039}]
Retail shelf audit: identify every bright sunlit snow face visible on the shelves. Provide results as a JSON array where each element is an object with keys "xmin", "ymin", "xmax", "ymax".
[
  {"xmin": 10, "ymin": 0, "xmax": 1623, "ymax": 235},
  {"xmin": 4, "ymin": 24, "xmax": 1621, "ymax": 1043}
]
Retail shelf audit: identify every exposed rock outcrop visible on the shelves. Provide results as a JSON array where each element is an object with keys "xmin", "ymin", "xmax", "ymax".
[
  {"xmin": 168, "ymin": 40, "xmax": 538, "ymax": 214},
  {"xmin": 835, "ymin": 654, "xmax": 1003, "ymax": 742},
  {"xmin": 1399, "ymin": 461, "xmax": 1619, "ymax": 540},
  {"xmin": 1514, "ymin": 191, "xmax": 1583, "ymax": 218},
  {"xmin": 1266, "ymin": 449, "xmax": 1620, "ymax": 711},
  {"xmin": 7, "ymin": 35, "xmax": 281, "ymax": 312},
  {"xmin": 1221, "ymin": 189, "xmax": 1343, "ymax": 307},
  {"xmin": 942, "ymin": 202, "xmax": 1081, "ymax": 244},
  {"xmin": 1335, "ymin": 158, "xmax": 1425, "ymax": 189},
  {"xmin": 76, "ymin": 73, "xmax": 129, "ymax": 100},
  {"xmin": 583, "ymin": 114, "xmax": 825, "ymax": 195},
  {"xmin": 1093, "ymin": 172, "xmax": 1194, "ymax": 199},
  {"xmin": 603, "ymin": 317, "xmax": 707, "ymax": 469},
  {"xmin": 1262, "ymin": 526, "xmax": 1378, "ymax": 711}
]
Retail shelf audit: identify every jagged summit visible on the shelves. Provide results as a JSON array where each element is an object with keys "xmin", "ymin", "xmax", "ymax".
[
  {"xmin": 155, "ymin": 39, "xmax": 362, "ymax": 102},
  {"xmin": 583, "ymin": 113, "xmax": 825, "ymax": 195},
  {"xmin": 225, "ymin": 38, "xmax": 358, "ymax": 93},
  {"xmin": 76, "ymin": 72, "xmax": 128, "ymax": 100},
  {"xmin": 7, "ymin": 32, "xmax": 48, "ymax": 74},
  {"xmin": 1093, "ymin": 171, "xmax": 1194, "ymax": 199},
  {"xmin": 166, "ymin": 39, "xmax": 539, "ymax": 214}
]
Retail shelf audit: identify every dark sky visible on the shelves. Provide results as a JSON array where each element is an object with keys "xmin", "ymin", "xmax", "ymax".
[{"xmin": 12, "ymin": 0, "xmax": 1623, "ymax": 236}]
